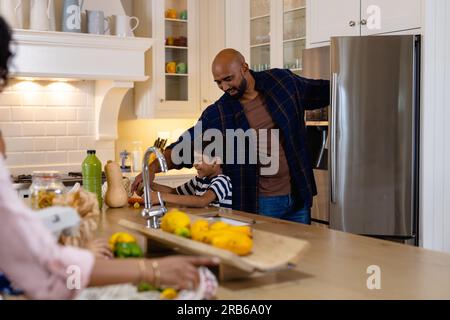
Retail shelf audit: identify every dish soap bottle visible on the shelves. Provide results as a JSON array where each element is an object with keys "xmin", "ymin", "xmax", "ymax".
[
  {"xmin": 82, "ymin": 150, "xmax": 103, "ymax": 209},
  {"xmin": 132, "ymin": 141, "xmax": 143, "ymax": 173}
]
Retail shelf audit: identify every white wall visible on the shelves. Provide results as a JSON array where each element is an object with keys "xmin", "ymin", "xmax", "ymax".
[
  {"xmin": 0, "ymin": 80, "xmax": 114, "ymax": 175},
  {"xmin": 421, "ymin": 0, "xmax": 450, "ymax": 252}
]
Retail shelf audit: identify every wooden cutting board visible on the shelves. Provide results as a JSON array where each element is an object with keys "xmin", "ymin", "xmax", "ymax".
[{"xmin": 119, "ymin": 213, "xmax": 310, "ymax": 275}]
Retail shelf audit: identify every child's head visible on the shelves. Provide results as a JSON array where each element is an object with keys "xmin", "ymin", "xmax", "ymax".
[{"xmin": 193, "ymin": 140, "xmax": 223, "ymax": 178}]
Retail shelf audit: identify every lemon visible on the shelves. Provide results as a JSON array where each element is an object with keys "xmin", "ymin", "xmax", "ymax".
[
  {"xmin": 211, "ymin": 231, "xmax": 253, "ymax": 256},
  {"xmin": 160, "ymin": 209, "xmax": 190, "ymax": 233},
  {"xmin": 174, "ymin": 227, "xmax": 191, "ymax": 238},
  {"xmin": 228, "ymin": 225, "xmax": 253, "ymax": 238},
  {"xmin": 210, "ymin": 221, "xmax": 230, "ymax": 230},
  {"xmin": 160, "ymin": 288, "xmax": 178, "ymax": 300},
  {"xmin": 109, "ymin": 232, "xmax": 136, "ymax": 250},
  {"xmin": 133, "ymin": 202, "xmax": 140, "ymax": 209}
]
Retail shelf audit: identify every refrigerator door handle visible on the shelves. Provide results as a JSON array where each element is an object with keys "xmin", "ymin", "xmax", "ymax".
[{"xmin": 331, "ymin": 72, "xmax": 338, "ymax": 203}]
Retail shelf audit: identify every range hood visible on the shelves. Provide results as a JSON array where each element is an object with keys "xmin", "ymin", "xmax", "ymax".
[{"xmin": 10, "ymin": 30, "xmax": 153, "ymax": 141}]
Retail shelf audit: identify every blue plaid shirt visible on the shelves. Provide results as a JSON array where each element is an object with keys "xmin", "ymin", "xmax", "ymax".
[{"xmin": 168, "ymin": 69, "xmax": 330, "ymax": 214}]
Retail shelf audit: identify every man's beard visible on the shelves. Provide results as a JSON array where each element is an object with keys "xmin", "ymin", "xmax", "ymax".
[{"xmin": 226, "ymin": 77, "xmax": 247, "ymax": 100}]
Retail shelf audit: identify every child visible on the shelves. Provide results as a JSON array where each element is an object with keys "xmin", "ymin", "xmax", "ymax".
[{"xmin": 150, "ymin": 149, "xmax": 232, "ymax": 209}]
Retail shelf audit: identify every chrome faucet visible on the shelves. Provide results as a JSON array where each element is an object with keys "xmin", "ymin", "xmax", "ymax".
[{"xmin": 141, "ymin": 147, "xmax": 168, "ymax": 228}]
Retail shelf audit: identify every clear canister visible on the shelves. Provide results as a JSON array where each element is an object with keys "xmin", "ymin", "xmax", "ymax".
[{"xmin": 29, "ymin": 171, "xmax": 65, "ymax": 210}]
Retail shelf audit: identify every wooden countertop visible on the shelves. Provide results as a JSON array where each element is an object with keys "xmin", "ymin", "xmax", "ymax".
[{"xmin": 98, "ymin": 206, "xmax": 450, "ymax": 300}]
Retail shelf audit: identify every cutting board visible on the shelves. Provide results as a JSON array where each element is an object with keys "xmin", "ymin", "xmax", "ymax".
[{"xmin": 119, "ymin": 213, "xmax": 310, "ymax": 276}]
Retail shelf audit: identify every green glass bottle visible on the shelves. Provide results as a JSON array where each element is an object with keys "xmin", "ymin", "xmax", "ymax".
[{"xmin": 82, "ymin": 150, "xmax": 103, "ymax": 209}]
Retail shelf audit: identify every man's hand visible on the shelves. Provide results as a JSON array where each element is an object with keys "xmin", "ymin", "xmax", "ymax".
[
  {"xmin": 150, "ymin": 191, "xmax": 160, "ymax": 205},
  {"xmin": 131, "ymin": 173, "xmax": 144, "ymax": 195},
  {"xmin": 131, "ymin": 148, "xmax": 173, "ymax": 195}
]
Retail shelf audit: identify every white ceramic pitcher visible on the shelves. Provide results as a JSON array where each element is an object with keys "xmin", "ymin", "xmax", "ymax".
[
  {"xmin": 30, "ymin": 0, "xmax": 56, "ymax": 31},
  {"xmin": 0, "ymin": 0, "xmax": 24, "ymax": 29}
]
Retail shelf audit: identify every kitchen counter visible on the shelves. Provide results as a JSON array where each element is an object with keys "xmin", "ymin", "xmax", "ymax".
[{"xmin": 98, "ymin": 206, "xmax": 450, "ymax": 300}]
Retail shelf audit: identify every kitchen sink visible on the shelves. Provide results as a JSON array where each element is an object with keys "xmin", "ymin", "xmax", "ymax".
[
  {"xmin": 204, "ymin": 216, "xmax": 251, "ymax": 226},
  {"xmin": 196, "ymin": 211, "xmax": 256, "ymax": 226}
]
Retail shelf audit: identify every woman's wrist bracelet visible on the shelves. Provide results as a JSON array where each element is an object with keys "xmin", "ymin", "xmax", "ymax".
[
  {"xmin": 137, "ymin": 260, "xmax": 147, "ymax": 284},
  {"xmin": 151, "ymin": 260, "xmax": 161, "ymax": 288}
]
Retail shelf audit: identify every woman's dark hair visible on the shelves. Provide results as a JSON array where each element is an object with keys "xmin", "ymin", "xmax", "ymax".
[{"xmin": 0, "ymin": 17, "xmax": 12, "ymax": 89}]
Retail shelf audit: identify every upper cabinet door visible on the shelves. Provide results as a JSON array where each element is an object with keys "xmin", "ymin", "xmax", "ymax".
[
  {"xmin": 282, "ymin": 0, "xmax": 307, "ymax": 75},
  {"xmin": 250, "ymin": 0, "xmax": 272, "ymax": 71},
  {"xmin": 360, "ymin": 0, "xmax": 422, "ymax": 36},
  {"xmin": 199, "ymin": 0, "xmax": 226, "ymax": 111},
  {"xmin": 308, "ymin": 0, "xmax": 360, "ymax": 44}
]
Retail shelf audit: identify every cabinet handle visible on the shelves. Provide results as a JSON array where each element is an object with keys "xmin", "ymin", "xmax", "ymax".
[
  {"xmin": 160, "ymin": 99, "xmax": 165, "ymax": 103},
  {"xmin": 360, "ymin": 19, "xmax": 367, "ymax": 26},
  {"xmin": 349, "ymin": 21, "xmax": 356, "ymax": 27}
]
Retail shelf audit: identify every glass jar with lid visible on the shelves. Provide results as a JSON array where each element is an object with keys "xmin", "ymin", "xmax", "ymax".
[{"xmin": 29, "ymin": 171, "xmax": 65, "ymax": 210}]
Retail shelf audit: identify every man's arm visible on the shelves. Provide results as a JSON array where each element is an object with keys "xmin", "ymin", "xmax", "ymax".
[
  {"xmin": 131, "ymin": 148, "xmax": 175, "ymax": 194},
  {"xmin": 151, "ymin": 190, "xmax": 217, "ymax": 208},
  {"xmin": 293, "ymin": 73, "xmax": 330, "ymax": 110},
  {"xmin": 132, "ymin": 112, "xmax": 210, "ymax": 194},
  {"xmin": 151, "ymin": 182, "xmax": 176, "ymax": 194}
]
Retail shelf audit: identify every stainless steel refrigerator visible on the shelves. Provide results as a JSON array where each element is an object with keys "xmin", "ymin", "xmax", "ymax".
[{"xmin": 329, "ymin": 35, "xmax": 421, "ymax": 245}]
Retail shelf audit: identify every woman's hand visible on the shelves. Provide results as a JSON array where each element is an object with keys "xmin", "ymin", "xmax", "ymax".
[
  {"xmin": 86, "ymin": 238, "xmax": 114, "ymax": 260},
  {"xmin": 153, "ymin": 256, "xmax": 219, "ymax": 290}
]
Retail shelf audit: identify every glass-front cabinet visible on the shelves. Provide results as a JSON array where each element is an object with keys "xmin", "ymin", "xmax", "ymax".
[
  {"xmin": 151, "ymin": 0, "xmax": 199, "ymax": 117},
  {"xmin": 250, "ymin": 0, "xmax": 271, "ymax": 71},
  {"xmin": 247, "ymin": 0, "xmax": 307, "ymax": 74},
  {"xmin": 282, "ymin": 0, "xmax": 306, "ymax": 75}
]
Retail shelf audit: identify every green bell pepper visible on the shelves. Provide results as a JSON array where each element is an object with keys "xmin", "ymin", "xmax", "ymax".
[{"xmin": 114, "ymin": 242, "xmax": 143, "ymax": 258}]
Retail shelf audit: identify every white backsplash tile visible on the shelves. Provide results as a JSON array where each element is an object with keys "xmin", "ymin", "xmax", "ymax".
[
  {"xmin": 46, "ymin": 151, "xmax": 67, "ymax": 164},
  {"xmin": 2, "ymin": 80, "xmax": 115, "ymax": 174},
  {"xmin": 45, "ymin": 92, "xmax": 66, "ymax": 106},
  {"xmin": 22, "ymin": 92, "xmax": 46, "ymax": 106},
  {"xmin": 0, "ymin": 108, "xmax": 11, "ymax": 121},
  {"xmin": 78, "ymin": 136, "xmax": 95, "ymax": 150},
  {"xmin": 0, "ymin": 92, "xmax": 22, "ymax": 106},
  {"xmin": 22, "ymin": 123, "xmax": 45, "ymax": 136},
  {"xmin": 67, "ymin": 150, "xmax": 87, "ymax": 163},
  {"xmin": 5, "ymin": 152, "xmax": 25, "ymax": 167},
  {"xmin": 0, "ymin": 123, "xmax": 22, "ymax": 137},
  {"xmin": 67, "ymin": 122, "xmax": 87, "ymax": 135},
  {"xmin": 5, "ymin": 137, "xmax": 34, "ymax": 152},
  {"xmin": 56, "ymin": 137, "xmax": 78, "ymax": 150},
  {"xmin": 45, "ymin": 123, "xmax": 67, "ymax": 136},
  {"xmin": 34, "ymin": 108, "xmax": 58, "ymax": 121},
  {"xmin": 96, "ymin": 149, "xmax": 115, "ymax": 163},
  {"xmin": 24, "ymin": 152, "xmax": 47, "ymax": 165},
  {"xmin": 11, "ymin": 107, "xmax": 35, "ymax": 121},
  {"xmin": 66, "ymin": 92, "xmax": 88, "ymax": 106},
  {"xmin": 57, "ymin": 108, "xmax": 77, "ymax": 121},
  {"xmin": 77, "ymin": 108, "xmax": 94, "ymax": 121},
  {"xmin": 34, "ymin": 137, "xmax": 57, "ymax": 151}
]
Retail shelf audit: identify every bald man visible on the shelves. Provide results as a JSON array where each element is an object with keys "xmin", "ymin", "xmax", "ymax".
[{"xmin": 133, "ymin": 49, "xmax": 329, "ymax": 224}]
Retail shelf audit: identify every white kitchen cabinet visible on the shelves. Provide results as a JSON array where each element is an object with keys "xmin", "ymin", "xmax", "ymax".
[
  {"xmin": 134, "ymin": 0, "xmax": 226, "ymax": 118},
  {"xmin": 281, "ymin": 0, "xmax": 307, "ymax": 74},
  {"xmin": 134, "ymin": 0, "xmax": 200, "ymax": 118},
  {"xmin": 249, "ymin": 0, "xmax": 273, "ymax": 70},
  {"xmin": 308, "ymin": 0, "xmax": 423, "ymax": 46},
  {"xmin": 308, "ymin": 0, "xmax": 360, "ymax": 45},
  {"xmin": 199, "ymin": 0, "xmax": 226, "ymax": 111},
  {"xmin": 360, "ymin": 0, "xmax": 422, "ymax": 36},
  {"xmin": 226, "ymin": 0, "xmax": 307, "ymax": 74}
]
